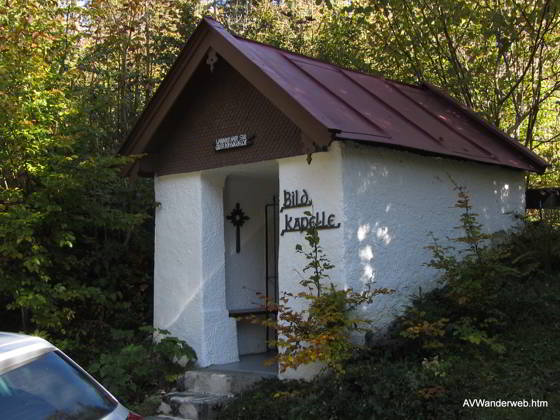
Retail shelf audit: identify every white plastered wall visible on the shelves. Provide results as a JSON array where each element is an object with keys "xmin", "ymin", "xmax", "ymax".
[
  {"xmin": 340, "ymin": 141, "xmax": 525, "ymax": 331},
  {"xmin": 277, "ymin": 142, "xmax": 346, "ymax": 379},
  {"xmin": 276, "ymin": 141, "xmax": 524, "ymax": 379},
  {"xmin": 153, "ymin": 141, "xmax": 525, "ymax": 375},
  {"xmin": 154, "ymin": 172, "xmax": 238, "ymax": 367}
]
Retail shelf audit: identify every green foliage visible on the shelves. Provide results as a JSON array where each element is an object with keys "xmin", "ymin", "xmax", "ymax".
[
  {"xmin": 397, "ymin": 184, "xmax": 560, "ymax": 359},
  {"xmin": 217, "ymin": 353, "xmax": 470, "ymax": 419},
  {"xmin": 0, "ymin": 4, "xmax": 203, "ymax": 409},
  {"xmin": 427, "ymin": 183, "xmax": 521, "ymax": 305},
  {"xmin": 88, "ymin": 326, "xmax": 196, "ymax": 408},
  {"xmin": 219, "ymin": 212, "xmax": 560, "ymax": 420},
  {"xmin": 1, "ymin": 1, "xmax": 559, "ymax": 413},
  {"xmin": 506, "ymin": 219, "xmax": 560, "ymax": 276},
  {"xmin": 398, "ymin": 184, "xmax": 518, "ymax": 353},
  {"xmin": 0, "ymin": 0, "xmax": 158, "ymax": 366},
  {"xmin": 75, "ymin": 0, "xmax": 203, "ymax": 151},
  {"xmin": 0, "ymin": 151, "xmax": 155, "ymax": 358},
  {"xmin": 252, "ymin": 213, "xmax": 393, "ymax": 374}
]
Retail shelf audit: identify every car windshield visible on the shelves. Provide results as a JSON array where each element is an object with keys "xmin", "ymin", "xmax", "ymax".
[{"xmin": 0, "ymin": 350, "xmax": 117, "ymax": 420}]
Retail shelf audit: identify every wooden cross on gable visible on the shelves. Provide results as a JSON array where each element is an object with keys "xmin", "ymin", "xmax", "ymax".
[{"xmin": 226, "ymin": 203, "xmax": 249, "ymax": 253}]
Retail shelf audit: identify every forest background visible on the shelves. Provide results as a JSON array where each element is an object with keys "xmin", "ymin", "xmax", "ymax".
[{"xmin": 1, "ymin": 0, "xmax": 559, "ymax": 393}]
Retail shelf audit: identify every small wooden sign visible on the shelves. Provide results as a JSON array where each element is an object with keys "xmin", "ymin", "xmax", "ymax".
[{"xmin": 215, "ymin": 134, "xmax": 253, "ymax": 151}]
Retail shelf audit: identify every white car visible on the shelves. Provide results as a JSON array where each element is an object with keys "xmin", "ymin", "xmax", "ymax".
[{"xmin": 0, "ymin": 332, "xmax": 143, "ymax": 420}]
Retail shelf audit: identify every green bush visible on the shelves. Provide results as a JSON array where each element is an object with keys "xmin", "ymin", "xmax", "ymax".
[
  {"xmin": 0, "ymin": 152, "xmax": 156, "ymax": 364},
  {"xmin": 218, "ymin": 188, "xmax": 560, "ymax": 419},
  {"xmin": 88, "ymin": 326, "xmax": 196, "ymax": 408},
  {"xmin": 218, "ymin": 353, "xmax": 469, "ymax": 420},
  {"xmin": 396, "ymin": 185, "xmax": 523, "ymax": 354},
  {"xmin": 504, "ymin": 221, "xmax": 560, "ymax": 278},
  {"xmin": 250, "ymin": 215, "xmax": 393, "ymax": 374}
]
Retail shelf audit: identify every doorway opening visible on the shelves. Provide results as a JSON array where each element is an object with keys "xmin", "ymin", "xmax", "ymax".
[{"xmin": 222, "ymin": 162, "xmax": 279, "ymax": 361}]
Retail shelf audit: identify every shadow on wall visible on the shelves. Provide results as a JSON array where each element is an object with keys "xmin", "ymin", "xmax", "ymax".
[{"xmin": 341, "ymin": 143, "xmax": 525, "ymax": 328}]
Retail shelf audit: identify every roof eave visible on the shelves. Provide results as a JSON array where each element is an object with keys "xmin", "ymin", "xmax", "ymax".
[
  {"xmin": 118, "ymin": 20, "xmax": 216, "ymax": 177},
  {"xmin": 335, "ymin": 134, "xmax": 536, "ymax": 173},
  {"xmin": 422, "ymin": 83, "xmax": 549, "ymax": 174}
]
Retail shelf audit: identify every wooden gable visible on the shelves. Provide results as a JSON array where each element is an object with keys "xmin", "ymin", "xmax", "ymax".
[{"xmin": 144, "ymin": 58, "xmax": 305, "ymax": 176}]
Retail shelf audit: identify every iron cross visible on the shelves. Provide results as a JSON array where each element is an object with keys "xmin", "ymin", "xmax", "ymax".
[{"xmin": 226, "ymin": 203, "xmax": 250, "ymax": 253}]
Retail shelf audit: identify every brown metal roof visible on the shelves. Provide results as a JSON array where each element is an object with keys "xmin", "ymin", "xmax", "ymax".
[{"xmin": 120, "ymin": 17, "xmax": 548, "ymax": 174}]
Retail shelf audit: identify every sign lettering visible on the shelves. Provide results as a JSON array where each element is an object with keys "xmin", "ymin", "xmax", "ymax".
[
  {"xmin": 280, "ymin": 189, "xmax": 341, "ymax": 235},
  {"xmin": 215, "ymin": 134, "xmax": 254, "ymax": 151},
  {"xmin": 281, "ymin": 211, "xmax": 341, "ymax": 236},
  {"xmin": 281, "ymin": 189, "xmax": 312, "ymax": 212}
]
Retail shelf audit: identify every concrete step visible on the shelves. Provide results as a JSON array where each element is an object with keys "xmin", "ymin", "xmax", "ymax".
[
  {"xmin": 154, "ymin": 363, "xmax": 276, "ymax": 419},
  {"xmin": 160, "ymin": 391, "xmax": 231, "ymax": 420},
  {"xmin": 180, "ymin": 369, "xmax": 272, "ymax": 395}
]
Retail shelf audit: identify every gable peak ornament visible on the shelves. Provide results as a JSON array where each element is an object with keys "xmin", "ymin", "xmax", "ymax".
[
  {"xmin": 206, "ymin": 49, "xmax": 218, "ymax": 72},
  {"xmin": 226, "ymin": 203, "xmax": 249, "ymax": 253}
]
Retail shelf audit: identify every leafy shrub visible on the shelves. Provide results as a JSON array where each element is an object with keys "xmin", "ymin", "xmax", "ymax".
[
  {"xmin": 395, "ymin": 186, "xmax": 560, "ymax": 360},
  {"xmin": 0, "ymin": 152, "xmax": 156, "ymax": 364},
  {"xmin": 396, "ymin": 184, "xmax": 523, "ymax": 354},
  {"xmin": 218, "ymin": 352, "xmax": 469, "ymax": 420},
  {"xmin": 219, "ymin": 198, "xmax": 560, "ymax": 420},
  {"xmin": 251, "ymin": 216, "xmax": 393, "ymax": 373},
  {"xmin": 88, "ymin": 326, "xmax": 196, "ymax": 408},
  {"xmin": 504, "ymin": 220, "xmax": 560, "ymax": 278}
]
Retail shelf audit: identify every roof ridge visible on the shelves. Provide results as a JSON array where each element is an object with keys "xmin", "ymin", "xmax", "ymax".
[{"xmin": 226, "ymin": 30, "xmax": 421, "ymax": 90}]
